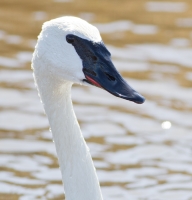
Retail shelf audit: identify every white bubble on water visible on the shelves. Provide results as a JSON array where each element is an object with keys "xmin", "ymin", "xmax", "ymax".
[{"xmin": 161, "ymin": 121, "xmax": 172, "ymax": 130}]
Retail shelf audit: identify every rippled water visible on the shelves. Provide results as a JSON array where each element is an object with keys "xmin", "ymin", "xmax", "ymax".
[{"xmin": 0, "ymin": 0, "xmax": 192, "ymax": 199}]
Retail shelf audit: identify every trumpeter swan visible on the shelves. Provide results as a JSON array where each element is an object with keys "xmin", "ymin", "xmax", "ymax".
[{"xmin": 32, "ymin": 16, "xmax": 145, "ymax": 200}]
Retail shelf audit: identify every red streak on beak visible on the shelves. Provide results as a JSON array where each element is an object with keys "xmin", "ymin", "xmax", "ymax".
[{"xmin": 85, "ymin": 75, "xmax": 102, "ymax": 88}]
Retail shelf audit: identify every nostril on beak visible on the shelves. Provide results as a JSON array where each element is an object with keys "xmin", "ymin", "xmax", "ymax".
[{"xmin": 104, "ymin": 72, "xmax": 116, "ymax": 81}]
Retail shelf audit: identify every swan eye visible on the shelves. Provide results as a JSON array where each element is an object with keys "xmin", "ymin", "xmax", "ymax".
[{"xmin": 66, "ymin": 35, "xmax": 74, "ymax": 43}]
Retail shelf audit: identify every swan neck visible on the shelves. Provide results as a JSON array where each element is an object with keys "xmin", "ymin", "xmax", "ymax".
[{"xmin": 41, "ymin": 81, "xmax": 103, "ymax": 200}]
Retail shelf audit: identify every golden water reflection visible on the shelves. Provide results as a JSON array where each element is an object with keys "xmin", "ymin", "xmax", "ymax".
[{"xmin": 0, "ymin": 0, "xmax": 192, "ymax": 199}]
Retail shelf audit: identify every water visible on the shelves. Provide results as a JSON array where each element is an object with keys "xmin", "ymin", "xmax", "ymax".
[{"xmin": 0, "ymin": 0, "xmax": 192, "ymax": 199}]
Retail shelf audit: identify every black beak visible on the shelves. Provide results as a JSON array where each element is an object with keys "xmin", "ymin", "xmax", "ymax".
[
  {"xmin": 83, "ymin": 59, "xmax": 145, "ymax": 104},
  {"xmin": 66, "ymin": 34, "xmax": 145, "ymax": 104}
]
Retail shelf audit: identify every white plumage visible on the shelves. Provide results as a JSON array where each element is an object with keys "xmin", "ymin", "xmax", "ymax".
[{"xmin": 32, "ymin": 16, "xmax": 103, "ymax": 200}]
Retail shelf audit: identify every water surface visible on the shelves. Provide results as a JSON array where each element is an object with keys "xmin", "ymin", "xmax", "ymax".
[{"xmin": 0, "ymin": 0, "xmax": 192, "ymax": 199}]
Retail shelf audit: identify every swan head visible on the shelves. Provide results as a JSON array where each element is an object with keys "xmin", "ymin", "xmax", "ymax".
[{"xmin": 32, "ymin": 16, "xmax": 145, "ymax": 104}]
